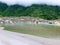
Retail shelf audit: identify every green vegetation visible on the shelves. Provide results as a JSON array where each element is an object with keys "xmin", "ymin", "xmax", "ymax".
[
  {"xmin": 0, "ymin": 2, "xmax": 60, "ymax": 20},
  {"xmin": 2, "ymin": 24, "xmax": 60, "ymax": 38}
]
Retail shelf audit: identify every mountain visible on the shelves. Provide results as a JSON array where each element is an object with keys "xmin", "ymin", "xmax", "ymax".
[{"xmin": 0, "ymin": 2, "xmax": 60, "ymax": 20}]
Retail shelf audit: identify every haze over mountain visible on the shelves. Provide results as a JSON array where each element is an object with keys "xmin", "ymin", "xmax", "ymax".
[{"xmin": 0, "ymin": 0, "xmax": 60, "ymax": 6}]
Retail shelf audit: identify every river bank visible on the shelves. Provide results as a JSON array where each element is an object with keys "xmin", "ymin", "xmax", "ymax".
[{"xmin": 0, "ymin": 29, "xmax": 60, "ymax": 45}]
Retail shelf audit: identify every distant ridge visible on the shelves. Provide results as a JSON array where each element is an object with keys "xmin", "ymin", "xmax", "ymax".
[{"xmin": 0, "ymin": 2, "xmax": 60, "ymax": 20}]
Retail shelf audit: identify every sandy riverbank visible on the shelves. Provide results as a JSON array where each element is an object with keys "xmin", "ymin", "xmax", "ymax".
[{"xmin": 0, "ymin": 28, "xmax": 60, "ymax": 45}]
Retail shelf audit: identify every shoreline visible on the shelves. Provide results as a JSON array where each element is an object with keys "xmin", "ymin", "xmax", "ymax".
[{"xmin": 0, "ymin": 29, "xmax": 60, "ymax": 45}]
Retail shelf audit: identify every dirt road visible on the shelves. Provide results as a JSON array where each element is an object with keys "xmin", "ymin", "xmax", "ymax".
[{"xmin": 0, "ymin": 29, "xmax": 60, "ymax": 45}]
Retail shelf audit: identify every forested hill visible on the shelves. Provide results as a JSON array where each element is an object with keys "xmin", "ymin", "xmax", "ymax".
[{"xmin": 0, "ymin": 2, "xmax": 60, "ymax": 20}]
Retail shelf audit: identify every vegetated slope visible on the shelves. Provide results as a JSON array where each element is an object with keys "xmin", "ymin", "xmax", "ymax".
[
  {"xmin": 0, "ymin": 2, "xmax": 8, "ymax": 16},
  {"xmin": 0, "ymin": 2, "xmax": 60, "ymax": 20}
]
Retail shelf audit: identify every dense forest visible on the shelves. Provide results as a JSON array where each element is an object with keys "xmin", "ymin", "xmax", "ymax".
[{"xmin": 0, "ymin": 2, "xmax": 60, "ymax": 20}]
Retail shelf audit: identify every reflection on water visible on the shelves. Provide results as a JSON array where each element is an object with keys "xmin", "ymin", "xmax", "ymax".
[
  {"xmin": 0, "ymin": 22, "xmax": 60, "ymax": 39},
  {"xmin": 0, "ymin": 22, "xmax": 58, "ymax": 29}
]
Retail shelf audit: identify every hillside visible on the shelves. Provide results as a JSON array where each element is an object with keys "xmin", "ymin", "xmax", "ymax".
[{"xmin": 0, "ymin": 2, "xmax": 60, "ymax": 20}]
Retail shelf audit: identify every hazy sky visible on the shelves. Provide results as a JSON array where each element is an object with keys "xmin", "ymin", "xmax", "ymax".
[{"xmin": 0, "ymin": 0, "xmax": 60, "ymax": 6}]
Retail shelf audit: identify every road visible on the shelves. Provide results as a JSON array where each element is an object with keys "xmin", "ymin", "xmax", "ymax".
[{"xmin": 0, "ymin": 29, "xmax": 60, "ymax": 45}]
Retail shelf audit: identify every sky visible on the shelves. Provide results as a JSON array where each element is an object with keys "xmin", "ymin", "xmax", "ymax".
[{"xmin": 0, "ymin": 0, "xmax": 60, "ymax": 6}]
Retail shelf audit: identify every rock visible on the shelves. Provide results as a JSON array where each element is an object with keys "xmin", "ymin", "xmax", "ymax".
[{"xmin": 0, "ymin": 27, "xmax": 4, "ymax": 30}]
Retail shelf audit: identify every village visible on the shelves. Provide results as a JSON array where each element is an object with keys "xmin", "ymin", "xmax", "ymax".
[{"xmin": 0, "ymin": 17, "xmax": 60, "ymax": 26}]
